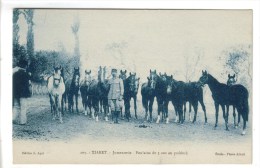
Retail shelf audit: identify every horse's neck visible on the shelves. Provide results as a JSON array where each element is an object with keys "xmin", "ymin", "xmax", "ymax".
[{"xmin": 207, "ymin": 75, "xmax": 221, "ymax": 93}]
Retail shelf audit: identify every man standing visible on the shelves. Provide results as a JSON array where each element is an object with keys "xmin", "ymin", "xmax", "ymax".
[
  {"xmin": 13, "ymin": 59, "xmax": 32, "ymax": 125},
  {"xmin": 108, "ymin": 68, "xmax": 124, "ymax": 124}
]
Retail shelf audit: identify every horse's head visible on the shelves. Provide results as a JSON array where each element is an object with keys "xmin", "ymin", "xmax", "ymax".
[
  {"xmin": 73, "ymin": 67, "xmax": 80, "ymax": 87},
  {"xmin": 83, "ymin": 69, "xmax": 92, "ymax": 85},
  {"xmin": 165, "ymin": 75, "xmax": 174, "ymax": 94},
  {"xmin": 119, "ymin": 70, "xmax": 127, "ymax": 80},
  {"xmin": 53, "ymin": 65, "xmax": 62, "ymax": 87},
  {"xmin": 159, "ymin": 72, "xmax": 168, "ymax": 82},
  {"xmin": 128, "ymin": 72, "xmax": 140, "ymax": 93},
  {"xmin": 147, "ymin": 69, "xmax": 158, "ymax": 89},
  {"xmin": 198, "ymin": 70, "xmax": 209, "ymax": 87},
  {"xmin": 227, "ymin": 74, "xmax": 237, "ymax": 86}
]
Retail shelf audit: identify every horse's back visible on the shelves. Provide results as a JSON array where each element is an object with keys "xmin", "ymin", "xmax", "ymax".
[{"xmin": 229, "ymin": 84, "xmax": 249, "ymax": 103}]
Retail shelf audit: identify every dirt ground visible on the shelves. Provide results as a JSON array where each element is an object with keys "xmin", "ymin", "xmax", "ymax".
[{"xmin": 13, "ymin": 95, "xmax": 252, "ymax": 143}]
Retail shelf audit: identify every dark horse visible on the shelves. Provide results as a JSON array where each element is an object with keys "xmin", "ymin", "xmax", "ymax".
[
  {"xmin": 80, "ymin": 67, "xmax": 109, "ymax": 121},
  {"xmin": 198, "ymin": 70, "xmax": 249, "ymax": 135},
  {"xmin": 227, "ymin": 74, "xmax": 241, "ymax": 128},
  {"xmin": 164, "ymin": 74, "xmax": 185, "ymax": 124},
  {"xmin": 183, "ymin": 81, "xmax": 207, "ymax": 123},
  {"xmin": 98, "ymin": 66, "xmax": 110, "ymax": 121},
  {"xmin": 141, "ymin": 73, "xmax": 157, "ymax": 122},
  {"xmin": 147, "ymin": 70, "xmax": 169, "ymax": 124},
  {"xmin": 80, "ymin": 70, "xmax": 92, "ymax": 116},
  {"xmin": 68, "ymin": 67, "xmax": 80, "ymax": 114},
  {"xmin": 119, "ymin": 69, "xmax": 127, "ymax": 118},
  {"xmin": 123, "ymin": 72, "xmax": 140, "ymax": 121}
]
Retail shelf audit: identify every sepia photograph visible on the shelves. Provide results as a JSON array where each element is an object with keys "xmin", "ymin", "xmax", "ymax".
[{"xmin": 10, "ymin": 9, "xmax": 253, "ymax": 164}]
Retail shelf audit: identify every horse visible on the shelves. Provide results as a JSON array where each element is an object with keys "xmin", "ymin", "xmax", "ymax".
[
  {"xmin": 148, "ymin": 70, "xmax": 169, "ymax": 124},
  {"xmin": 163, "ymin": 74, "xmax": 185, "ymax": 124},
  {"xmin": 119, "ymin": 70, "xmax": 127, "ymax": 119},
  {"xmin": 47, "ymin": 66, "xmax": 65, "ymax": 123},
  {"xmin": 80, "ymin": 70, "xmax": 92, "ymax": 116},
  {"xmin": 141, "ymin": 75, "xmax": 156, "ymax": 122},
  {"xmin": 227, "ymin": 74, "xmax": 240, "ymax": 128},
  {"xmin": 99, "ymin": 66, "xmax": 110, "ymax": 121},
  {"xmin": 123, "ymin": 72, "xmax": 140, "ymax": 121},
  {"xmin": 198, "ymin": 70, "xmax": 249, "ymax": 135},
  {"xmin": 68, "ymin": 67, "xmax": 80, "ymax": 114},
  {"xmin": 183, "ymin": 81, "xmax": 207, "ymax": 123}
]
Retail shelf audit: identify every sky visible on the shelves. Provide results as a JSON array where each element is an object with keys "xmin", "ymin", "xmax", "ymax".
[{"xmin": 18, "ymin": 9, "xmax": 252, "ymax": 83}]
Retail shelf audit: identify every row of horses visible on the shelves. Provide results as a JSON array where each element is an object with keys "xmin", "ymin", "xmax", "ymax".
[{"xmin": 47, "ymin": 66, "xmax": 249, "ymax": 135}]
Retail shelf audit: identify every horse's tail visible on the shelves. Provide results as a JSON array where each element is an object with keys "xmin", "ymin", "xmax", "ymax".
[{"xmin": 244, "ymin": 98, "xmax": 249, "ymax": 121}]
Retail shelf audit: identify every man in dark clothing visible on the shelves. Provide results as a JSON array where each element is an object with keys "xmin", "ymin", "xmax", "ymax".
[{"xmin": 13, "ymin": 59, "xmax": 32, "ymax": 125}]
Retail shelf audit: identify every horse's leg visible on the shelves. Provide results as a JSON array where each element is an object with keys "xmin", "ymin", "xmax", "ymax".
[
  {"xmin": 221, "ymin": 105, "xmax": 229, "ymax": 131},
  {"xmin": 143, "ymin": 96, "xmax": 148, "ymax": 121},
  {"xmin": 189, "ymin": 102, "xmax": 192, "ymax": 121},
  {"xmin": 149, "ymin": 97, "xmax": 154, "ymax": 122},
  {"xmin": 214, "ymin": 102, "xmax": 219, "ymax": 128},
  {"xmin": 233, "ymin": 106, "xmax": 238, "ymax": 128},
  {"xmin": 75, "ymin": 94, "xmax": 79, "ymax": 114},
  {"xmin": 183, "ymin": 102, "xmax": 186, "ymax": 121},
  {"xmin": 134, "ymin": 95, "xmax": 138, "ymax": 119},
  {"xmin": 125, "ymin": 98, "xmax": 130, "ymax": 121},
  {"xmin": 241, "ymin": 113, "xmax": 247, "ymax": 135},
  {"xmin": 198, "ymin": 99, "xmax": 207, "ymax": 124},
  {"xmin": 58, "ymin": 95, "xmax": 63, "ymax": 123},
  {"xmin": 178, "ymin": 104, "xmax": 184, "ymax": 124},
  {"xmin": 192, "ymin": 101, "xmax": 198, "ymax": 123},
  {"xmin": 172, "ymin": 102, "xmax": 178, "ymax": 122},
  {"xmin": 61, "ymin": 94, "xmax": 64, "ymax": 116},
  {"xmin": 165, "ymin": 100, "xmax": 169, "ymax": 124},
  {"xmin": 156, "ymin": 99, "xmax": 162, "ymax": 124}
]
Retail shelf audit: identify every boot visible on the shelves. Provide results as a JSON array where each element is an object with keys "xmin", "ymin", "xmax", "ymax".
[{"xmin": 114, "ymin": 111, "xmax": 119, "ymax": 124}]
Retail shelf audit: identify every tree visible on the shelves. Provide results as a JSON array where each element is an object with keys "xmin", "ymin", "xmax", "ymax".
[
  {"xmin": 22, "ymin": 9, "xmax": 35, "ymax": 59},
  {"xmin": 13, "ymin": 9, "xmax": 21, "ymax": 48},
  {"xmin": 71, "ymin": 17, "xmax": 80, "ymax": 66},
  {"xmin": 222, "ymin": 44, "xmax": 252, "ymax": 89}
]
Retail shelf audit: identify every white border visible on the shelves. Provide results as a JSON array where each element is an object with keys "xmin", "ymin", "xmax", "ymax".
[{"xmin": 1, "ymin": 0, "xmax": 259, "ymax": 168}]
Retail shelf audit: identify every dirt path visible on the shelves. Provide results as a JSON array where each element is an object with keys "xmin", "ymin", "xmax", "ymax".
[{"xmin": 13, "ymin": 95, "xmax": 252, "ymax": 144}]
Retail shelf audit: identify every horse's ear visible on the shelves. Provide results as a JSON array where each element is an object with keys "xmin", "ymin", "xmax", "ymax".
[
  {"xmin": 205, "ymin": 70, "xmax": 208, "ymax": 74},
  {"xmin": 125, "ymin": 70, "xmax": 127, "ymax": 73},
  {"xmin": 74, "ymin": 67, "xmax": 76, "ymax": 70},
  {"xmin": 120, "ymin": 70, "xmax": 122, "ymax": 73},
  {"xmin": 137, "ymin": 77, "xmax": 140, "ymax": 80},
  {"xmin": 233, "ymin": 74, "xmax": 235, "ymax": 78},
  {"xmin": 150, "ymin": 69, "xmax": 152, "ymax": 73},
  {"xmin": 130, "ymin": 72, "xmax": 132, "ymax": 76},
  {"xmin": 159, "ymin": 72, "xmax": 162, "ymax": 76},
  {"xmin": 147, "ymin": 77, "xmax": 150, "ymax": 80},
  {"xmin": 228, "ymin": 74, "xmax": 231, "ymax": 78},
  {"xmin": 171, "ymin": 75, "xmax": 173, "ymax": 79},
  {"xmin": 164, "ymin": 72, "xmax": 167, "ymax": 75},
  {"xmin": 202, "ymin": 70, "xmax": 204, "ymax": 74},
  {"xmin": 89, "ymin": 70, "xmax": 91, "ymax": 73},
  {"xmin": 155, "ymin": 70, "xmax": 156, "ymax": 74},
  {"xmin": 85, "ymin": 70, "xmax": 87, "ymax": 74}
]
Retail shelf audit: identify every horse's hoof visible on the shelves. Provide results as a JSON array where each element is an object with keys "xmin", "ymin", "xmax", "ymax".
[
  {"xmin": 192, "ymin": 120, "xmax": 196, "ymax": 124},
  {"xmin": 235, "ymin": 125, "xmax": 238, "ymax": 129},
  {"xmin": 241, "ymin": 130, "xmax": 246, "ymax": 135}
]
